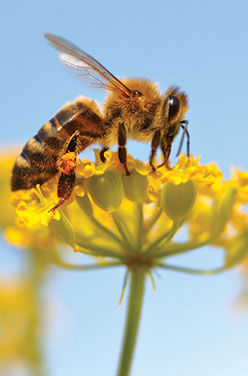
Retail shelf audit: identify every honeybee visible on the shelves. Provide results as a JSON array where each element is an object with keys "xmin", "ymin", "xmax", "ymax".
[{"xmin": 11, "ymin": 33, "xmax": 190, "ymax": 210}]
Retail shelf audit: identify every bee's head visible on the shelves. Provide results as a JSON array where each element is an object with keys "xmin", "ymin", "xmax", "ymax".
[{"xmin": 159, "ymin": 87, "xmax": 188, "ymax": 137}]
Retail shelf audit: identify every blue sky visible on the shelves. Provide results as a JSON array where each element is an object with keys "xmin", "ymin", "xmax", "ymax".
[{"xmin": 1, "ymin": 0, "xmax": 248, "ymax": 375}]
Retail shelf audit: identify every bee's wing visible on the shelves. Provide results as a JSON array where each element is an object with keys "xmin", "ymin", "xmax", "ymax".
[
  {"xmin": 45, "ymin": 33, "xmax": 132, "ymax": 97},
  {"xmin": 58, "ymin": 53, "xmax": 112, "ymax": 90}
]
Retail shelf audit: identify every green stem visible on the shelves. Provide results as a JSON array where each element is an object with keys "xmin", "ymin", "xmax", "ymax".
[
  {"xmin": 75, "ymin": 241, "xmax": 126, "ymax": 259},
  {"xmin": 156, "ymin": 262, "xmax": 227, "ymax": 275},
  {"xmin": 50, "ymin": 258, "xmax": 123, "ymax": 271},
  {"xmin": 152, "ymin": 238, "xmax": 214, "ymax": 259},
  {"xmin": 112, "ymin": 212, "xmax": 135, "ymax": 253},
  {"xmin": 144, "ymin": 219, "xmax": 180, "ymax": 256},
  {"xmin": 89, "ymin": 214, "xmax": 124, "ymax": 246},
  {"xmin": 143, "ymin": 206, "xmax": 163, "ymax": 236},
  {"xmin": 117, "ymin": 266, "xmax": 146, "ymax": 376},
  {"xmin": 28, "ymin": 251, "xmax": 47, "ymax": 376},
  {"xmin": 136, "ymin": 203, "xmax": 143, "ymax": 252}
]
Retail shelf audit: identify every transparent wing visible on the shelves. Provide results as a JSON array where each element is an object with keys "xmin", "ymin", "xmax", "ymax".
[
  {"xmin": 45, "ymin": 33, "xmax": 132, "ymax": 97},
  {"xmin": 59, "ymin": 53, "xmax": 113, "ymax": 89}
]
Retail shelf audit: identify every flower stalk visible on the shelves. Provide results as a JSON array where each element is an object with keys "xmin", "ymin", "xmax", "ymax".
[{"xmin": 117, "ymin": 266, "xmax": 147, "ymax": 376}]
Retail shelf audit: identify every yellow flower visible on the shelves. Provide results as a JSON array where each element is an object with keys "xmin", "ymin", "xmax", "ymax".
[
  {"xmin": 5, "ymin": 224, "xmax": 56, "ymax": 250},
  {"xmin": 7, "ymin": 152, "xmax": 224, "ymax": 233},
  {"xmin": 0, "ymin": 149, "xmax": 246, "ymax": 278},
  {"xmin": 230, "ymin": 169, "xmax": 248, "ymax": 203},
  {"xmin": 160, "ymin": 154, "xmax": 223, "ymax": 188},
  {"xmin": 0, "ymin": 151, "xmax": 18, "ymax": 228},
  {"xmin": 0, "ymin": 151, "xmax": 59, "ymax": 253},
  {"xmin": 14, "ymin": 180, "xmax": 60, "ymax": 227}
]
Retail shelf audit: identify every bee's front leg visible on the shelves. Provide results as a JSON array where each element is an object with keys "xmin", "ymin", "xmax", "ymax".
[
  {"xmin": 118, "ymin": 121, "xmax": 131, "ymax": 176},
  {"xmin": 149, "ymin": 129, "xmax": 161, "ymax": 172},
  {"xmin": 176, "ymin": 120, "xmax": 190, "ymax": 157}
]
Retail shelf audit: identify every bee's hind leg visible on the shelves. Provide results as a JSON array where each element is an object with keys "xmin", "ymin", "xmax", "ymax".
[
  {"xmin": 50, "ymin": 169, "xmax": 76, "ymax": 213},
  {"xmin": 50, "ymin": 133, "xmax": 78, "ymax": 213}
]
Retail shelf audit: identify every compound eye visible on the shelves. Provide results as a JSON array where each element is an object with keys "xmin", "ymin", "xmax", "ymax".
[
  {"xmin": 167, "ymin": 95, "xmax": 180, "ymax": 121},
  {"xmin": 132, "ymin": 90, "xmax": 143, "ymax": 97}
]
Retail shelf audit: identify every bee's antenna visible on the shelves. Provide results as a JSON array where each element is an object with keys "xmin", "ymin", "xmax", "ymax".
[{"xmin": 176, "ymin": 120, "xmax": 190, "ymax": 157}]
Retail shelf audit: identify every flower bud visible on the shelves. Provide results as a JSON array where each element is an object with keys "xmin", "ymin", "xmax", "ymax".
[
  {"xmin": 88, "ymin": 170, "xmax": 124, "ymax": 212},
  {"xmin": 210, "ymin": 187, "xmax": 237, "ymax": 237},
  {"xmin": 49, "ymin": 211, "xmax": 75, "ymax": 248},
  {"xmin": 225, "ymin": 231, "xmax": 248, "ymax": 267},
  {"xmin": 122, "ymin": 169, "xmax": 148, "ymax": 203},
  {"xmin": 161, "ymin": 180, "xmax": 197, "ymax": 220}
]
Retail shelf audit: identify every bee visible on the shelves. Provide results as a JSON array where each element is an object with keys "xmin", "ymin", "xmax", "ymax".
[{"xmin": 11, "ymin": 33, "xmax": 190, "ymax": 211}]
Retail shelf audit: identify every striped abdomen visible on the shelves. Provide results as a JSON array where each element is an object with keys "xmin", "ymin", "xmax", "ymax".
[{"xmin": 11, "ymin": 97, "xmax": 104, "ymax": 191}]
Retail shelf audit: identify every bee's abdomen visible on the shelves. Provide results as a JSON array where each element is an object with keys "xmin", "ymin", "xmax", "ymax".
[
  {"xmin": 11, "ymin": 119, "xmax": 66, "ymax": 191},
  {"xmin": 11, "ymin": 98, "xmax": 104, "ymax": 191}
]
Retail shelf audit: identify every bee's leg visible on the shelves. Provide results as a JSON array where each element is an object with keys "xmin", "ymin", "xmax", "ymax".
[
  {"xmin": 50, "ymin": 133, "xmax": 78, "ymax": 213},
  {"xmin": 118, "ymin": 121, "xmax": 131, "ymax": 176},
  {"xmin": 176, "ymin": 120, "xmax": 190, "ymax": 157},
  {"xmin": 100, "ymin": 147, "xmax": 109, "ymax": 163},
  {"xmin": 157, "ymin": 137, "xmax": 172, "ymax": 170},
  {"xmin": 50, "ymin": 169, "xmax": 76, "ymax": 213},
  {"xmin": 149, "ymin": 129, "xmax": 161, "ymax": 172}
]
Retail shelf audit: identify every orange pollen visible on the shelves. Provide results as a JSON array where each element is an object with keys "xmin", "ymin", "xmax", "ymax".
[{"xmin": 60, "ymin": 152, "xmax": 77, "ymax": 174}]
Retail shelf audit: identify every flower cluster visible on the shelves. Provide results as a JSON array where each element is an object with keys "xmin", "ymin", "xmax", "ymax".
[
  {"xmin": 5, "ymin": 149, "xmax": 248, "ymax": 279},
  {"xmin": 1, "ymin": 148, "xmax": 248, "ymax": 375}
]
